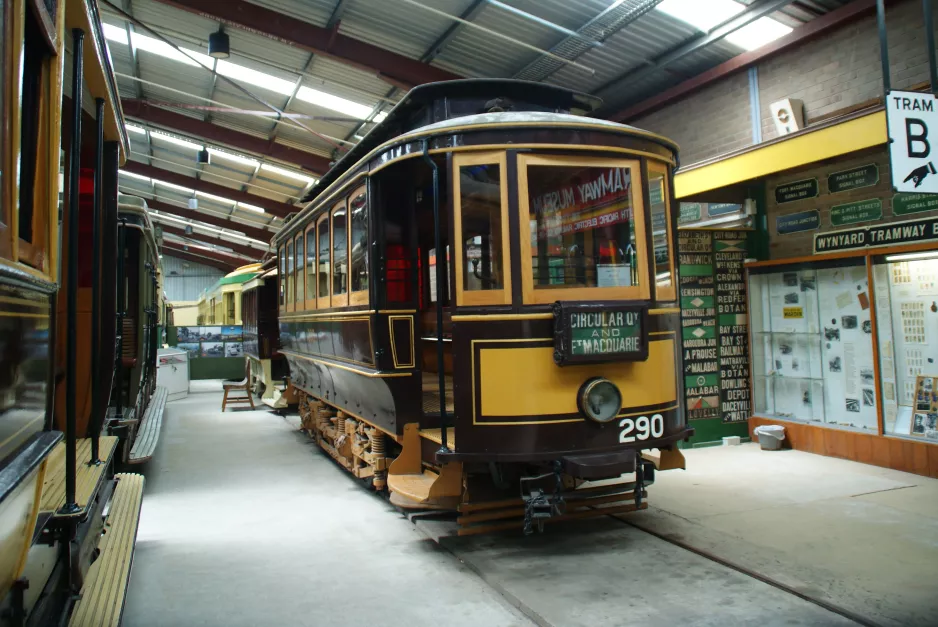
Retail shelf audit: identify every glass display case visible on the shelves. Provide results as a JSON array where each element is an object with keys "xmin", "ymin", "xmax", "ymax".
[
  {"xmin": 748, "ymin": 257, "xmax": 877, "ymax": 432},
  {"xmin": 872, "ymin": 251, "xmax": 938, "ymax": 441}
]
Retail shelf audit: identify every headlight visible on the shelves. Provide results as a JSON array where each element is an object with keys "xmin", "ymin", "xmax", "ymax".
[{"xmin": 577, "ymin": 378, "xmax": 622, "ymax": 424}]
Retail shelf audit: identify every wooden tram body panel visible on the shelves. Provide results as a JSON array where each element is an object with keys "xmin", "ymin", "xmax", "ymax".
[{"xmin": 274, "ymin": 81, "xmax": 689, "ymax": 516}]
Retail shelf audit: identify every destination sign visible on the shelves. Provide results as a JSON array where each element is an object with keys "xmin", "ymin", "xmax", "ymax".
[
  {"xmin": 814, "ymin": 215, "xmax": 938, "ymax": 253},
  {"xmin": 553, "ymin": 303, "xmax": 647, "ymax": 366}
]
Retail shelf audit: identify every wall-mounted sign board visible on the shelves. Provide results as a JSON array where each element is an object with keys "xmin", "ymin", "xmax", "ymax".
[
  {"xmin": 775, "ymin": 178, "xmax": 819, "ymax": 204},
  {"xmin": 830, "ymin": 199, "xmax": 883, "ymax": 226},
  {"xmin": 893, "ymin": 192, "xmax": 938, "ymax": 216},
  {"xmin": 679, "ymin": 202, "xmax": 702, "ymax": 224},
  {"xmin": 887, "ymin": 90, "xmax": 938, "ymax": 194},
  {"xmin": 828, "ymin": 164, "xmax": 879, "ymax": 194},
  {"xmin": 777, "ymin": 209, "xmax": 820, "ymax": 235},
  {"xmin": 814, "ymin": 214, "xmax": 938, "ymax": 253}
]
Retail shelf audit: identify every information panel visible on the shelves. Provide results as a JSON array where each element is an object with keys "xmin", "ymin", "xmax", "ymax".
[{"xmin": 678, "ymin": 230, "xmax": 750, "ymax": 423}]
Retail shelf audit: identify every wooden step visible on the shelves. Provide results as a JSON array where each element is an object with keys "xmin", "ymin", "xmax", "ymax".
[
  {"xmin": 418, "ymin": 428, "xmax": 456, "ymax": 450},
  {"xmin": 69, "ymin": 473, "xmax": 145, "ymax": 627},
  {"xmin": 40, "ymin": 437, "xmax": 119, "ymax": 516},
  {"xmin": 128, "ymin": 386, "xmax": 167, "ymax": 464}
]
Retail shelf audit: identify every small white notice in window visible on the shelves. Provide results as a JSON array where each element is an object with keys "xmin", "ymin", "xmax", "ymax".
[{"xmin": 597, "ymin": 264, "xmax": 631, "ymax": 287}]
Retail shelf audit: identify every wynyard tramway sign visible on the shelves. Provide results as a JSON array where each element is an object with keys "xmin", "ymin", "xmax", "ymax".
[
  {"xmin": 553, "ymin": 303, "xmax": 648, "ymax": 366},
  {"xmin": 887, "ymin": 91, "xmax": 938, "ymax": 195},
  {"xmin": 814, "ymin": 214, "xmax": 938, "ymax": 253}
]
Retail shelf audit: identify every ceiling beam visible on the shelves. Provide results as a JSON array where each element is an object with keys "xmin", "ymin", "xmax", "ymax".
[
  {"xmin": 163, "ymin": 249, "xmax": 237, "ymax": 274},
  {"xmin": 158, "ymin": 223, "xmax": 265, "ymax": 259},
  {"xmin": 608, "ymin": 0, "xmax": 899, "ymax": 122},
  {"xmin": 162, "ymin": 241, "xmax": 247, "ymax": 269},
  {"xmin": 596, "ymin": 0, "xmax": 793, "ymax": 106},
  {"xmin": 144, "ymin": 198, "xmax": 273, "ymax": 242},
  {"xmin": 122, "ymin": 161, "xmax": 296, "ymax": 218},
  {"xmin": 122, "ymin": 99, "xmax": 331, "ymax": 175},
  {"xmin": 151, "ymin": 0, "xmax": 461, "ymax": 89}
]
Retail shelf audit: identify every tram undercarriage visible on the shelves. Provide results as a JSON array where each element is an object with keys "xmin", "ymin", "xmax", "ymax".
[{"xmin": 296, "ymin": 391, "xmax": 685, "ymax": 535}]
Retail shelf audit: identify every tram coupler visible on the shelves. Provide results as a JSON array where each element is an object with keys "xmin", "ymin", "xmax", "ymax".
[
  {"xmin": 520, "ymin": 461, "xmax": 566, "ymax": 535},
  {"xmin": 635, "ymin": 459, "xmax": 656, "ymax": 510}
]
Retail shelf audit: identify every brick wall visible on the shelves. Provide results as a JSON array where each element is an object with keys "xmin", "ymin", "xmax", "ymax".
[
  {"xmin": 631, "ymin": 71, "xmax": 751, "ymax": 166},
  {"xmin": 765, "ymin": 147, "xmax": 938, "ymax": 259},
  {"xmin": 630, "ymin": 0, "xmax": 935, "ymax": 167},
  {"xmin": 759, "ymin": 0, "xmax": 932, "ymax": 142}
]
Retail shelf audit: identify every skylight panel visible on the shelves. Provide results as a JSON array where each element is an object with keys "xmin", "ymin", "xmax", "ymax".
[
  {"xmin": 296, "ymin": 86, "xmax": 375, "ymax": 120},
  {"xmin": 656, "ymin": 0, "xmax": 744, "ymax": 32},
  {"xmin": 196, "ymin": 191, "xmax": 236, "ymax": 205},
  {"xmin": 102, "ymin": 23, "xmax": 128, "ymax": 46},
  {"xmin": 260, "ymin": 163, "xmax": 316, "ymax": 184},
  {"xmin": 120, "ymin": 170, "xmax": 151, "ymax": 183},
  {"xmin": 125, "ymin": 123, "xmax": 147, "ymax": 135},
  {"xmin": 207, "ymin": 148, "xmax": 260, "ymax": 167},
  {"xmin": 216, "ymin": 60, "xmax": 295, "ymax": 96},
  {"xmin": 373, "ymin": 112, "xmax": 388, "ymax": 123},
  {"xmin": 156, "ymin": 180, "xmax": 195, "ymax": 194},
  {"xmin": 150, "ymin": 130, "xmax": 203, "ymax": 152},
  {"xmin": 725, "ymin": 16, "xmax": 793, "ymax": 51},
  {"xmin": 237, "ymin": 202, "xmax": 266, "ymax": 214}
]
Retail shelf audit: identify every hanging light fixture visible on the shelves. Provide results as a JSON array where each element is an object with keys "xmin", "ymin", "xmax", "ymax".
[
  {"xmin": 197, "ymin": 148, "xmax": 210, "ymax": 164},
  {"xmin": 208, "ymin": 28, "xmax": 230, "ymax": 59}
]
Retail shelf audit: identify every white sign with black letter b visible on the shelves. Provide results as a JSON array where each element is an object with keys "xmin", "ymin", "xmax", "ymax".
[{"xmin": 887, "ymin": 90, "xmax": 938, "ymax": 194}]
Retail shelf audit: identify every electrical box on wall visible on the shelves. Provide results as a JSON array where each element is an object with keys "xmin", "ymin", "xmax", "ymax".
[{"xmin": 770, "ymin": 98, "xmax": 804, "ymax": 136}]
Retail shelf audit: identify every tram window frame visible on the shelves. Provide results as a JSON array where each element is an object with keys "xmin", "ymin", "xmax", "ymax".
[
  {"xmin": 331, "ymin": 198, "xmax": 349, "ymax": 309},
  {"xmin": 517, "ymin": 154, "xmax": 650, "ymax": 305},
  {"xmin": 304, "ymin": 223, "xmax": 316, "ymax": 310},
  {"xmin": 452, "ymin": 150, "xmax": 511, "ymax": 307},
  {"xmin": 0, "ymin": 0, "xmax": 9, "ymax": 259},
  {"xmin": 348, "ymin": 186, "xmax": 369, "ymax": 306},
  {"xmin": 278, "ymin": 245, "xmax": 286, "ymax": 311},
  {"xmin": 286, "ymin": 239, "xmax": 294, "ymax": 312},
  {"xmin": 316, "ymin": 213, "xmax": 331, "ymax": 308},
  {"xmin": 294, "ymin": 231, "xmax": 305, "ymax": 309},
  {"xmin": 648, "ymin": 162, "xmax": 676, "ymax": 302}
]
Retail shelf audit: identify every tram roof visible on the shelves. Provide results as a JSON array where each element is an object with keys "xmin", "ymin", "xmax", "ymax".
[{"xmin": 300, "ymin": 79, "xmax": 602, "ymax": 205}]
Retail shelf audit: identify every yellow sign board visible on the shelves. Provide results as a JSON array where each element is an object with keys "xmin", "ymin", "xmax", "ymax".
[{"xmin": 783, "ymin": 307, "xmax": 804, "ymax": 319}]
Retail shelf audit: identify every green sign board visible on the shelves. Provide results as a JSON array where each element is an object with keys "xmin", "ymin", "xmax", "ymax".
[
  {"xmin": 893, "ymin": 193, "xmax": 938, "ymax": 216},
  {"xmin": 828, "ymin": 163, "xmax": 879, "ymax": 194},
  {"xmin": 830, "ymin": 198, "xmax": 883, "ymax": 226},
  {"xmin": 553, "ymin": 305, "xmax": 647, "ymax": 365},
  {"xmin": 679, "ymin": 203, "xmax": 702, "ymax": 224}
]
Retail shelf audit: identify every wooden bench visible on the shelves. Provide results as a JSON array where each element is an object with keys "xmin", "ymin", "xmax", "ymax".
[
  {"xmin": 40, "ymin": 437, "xmax": 119, "ymax": 517},
  {"xmin": 128, "ymin": 385, "xmax": 167, "ymax": 464},
  {"xmin": 69, "ymin": 473, "xmax": 145, "ymax": 627}
]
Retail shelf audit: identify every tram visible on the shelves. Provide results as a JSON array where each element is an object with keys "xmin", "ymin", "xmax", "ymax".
[
  {"xmin": 195, "ymin": 263, "xmax": 262, "ymax": 325},
  {"xmin": 275, "ymin": 79, "xmax": 692, "ymax": 534},
  {"xmin": 0, "ymin": 0, "xmax": 148, "ymax": 623}
]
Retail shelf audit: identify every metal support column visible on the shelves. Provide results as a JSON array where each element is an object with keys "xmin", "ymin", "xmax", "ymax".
[{"xmin": 89, "ymin": 98, "xmax": 104, "ymax": 465}]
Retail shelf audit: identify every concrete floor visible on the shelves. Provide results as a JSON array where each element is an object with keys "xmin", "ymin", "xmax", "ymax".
[
  {"xmin": 122, "ymin": 381, "xmax": 532, "ymax": 627},
  {"xmin": 124, "ymin": 383, "xmax": 938, "ymax": 627}
]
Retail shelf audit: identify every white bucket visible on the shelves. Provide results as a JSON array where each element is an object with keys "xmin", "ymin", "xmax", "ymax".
[{"xmin": 753, "ymin": 425, "xmax": 786, "ymax": 451}]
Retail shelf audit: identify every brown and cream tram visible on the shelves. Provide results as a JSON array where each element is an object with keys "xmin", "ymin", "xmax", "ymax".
[{"xmin": 275, "ymin": 80, "xmax": 691, "ymax": 534}]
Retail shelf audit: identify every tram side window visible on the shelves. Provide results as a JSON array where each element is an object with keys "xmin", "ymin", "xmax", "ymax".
[
  {"xmin": 286, "ymin": 240, "xmax": 294, "ymax": 307},
  {"xmin": 526, "ymin": 164, "xmax": 640, "ymax": 290},
  {"xmin": 278, "ymin": 246, "xmax": 286, "ymax": 309},
  {"xmin": 332, "ymin": 202, "xmax": 348, "ymax": 297},
  {"xmin": 349, "ymin": 189, "xmax": 368, "ymax": 299},
  {"xmin": 305, "ymin": 226, "xmax": 316, "ymax": 307},
  {"xmin": 429, "ymin": 246, "xmax": 451, "ymax": 304},
  {"xmin": 458, "ymin": 164, "xmax": 504, "ymax": 292},
  {"xmin": 317, "ymin": 216, "xmax": 330, "ymax": 303},
  {"xmin": 295, "ymin": 232, "xmax": 304, "ymax": 308},
  {"xmin": 648, "ymin": 167, "xmax": 675, "ymax": 300}
]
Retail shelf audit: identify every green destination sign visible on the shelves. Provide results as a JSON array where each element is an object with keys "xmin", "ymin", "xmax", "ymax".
[
  {"xmin": 679, "ymin": 203, "xmax": 702, "ymax": 224},
  {"xmin": 553, "ymin": 304, "xmax": 647, "ymax": 365},
  {"xmin": 650, "ymin": 185, "xmax": 663, "ymax": 206},
  {"xmin": 830, "ymin": 199, "xmax": 883, "ymax": 226},
  {"xmin": 828, "ymin": 163, "xmax": 879, "ymax": 194},
  {"xmin": 775, "ymin": 178, "xmax": 819, "ymax": 204},
  {"xmin": 893, "ymin": 193, "xmax": 938, "ymax": 216}
]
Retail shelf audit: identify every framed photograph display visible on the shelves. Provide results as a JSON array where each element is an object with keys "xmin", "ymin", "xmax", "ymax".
[{"xmin": 748, "ymin": 257, "xmax": 877, "ymax": 431}]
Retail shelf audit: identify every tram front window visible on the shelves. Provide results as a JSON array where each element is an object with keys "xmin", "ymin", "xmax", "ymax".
[
  {"xmin": 526, "ymin": 164, "xmax": 639, "ymax": 290},
  {"xmin": 458, "ymin": 163, "xmax": 504, "ymax": 292}
]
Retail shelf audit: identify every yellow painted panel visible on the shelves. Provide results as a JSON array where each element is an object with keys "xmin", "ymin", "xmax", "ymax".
[
  {"xmin": 674, "ymin": 111, "xmax": 887, "ymax": 199},
  {"xmin": 479, "ymin": 339, "xmax": 676, "ymax": 417}
]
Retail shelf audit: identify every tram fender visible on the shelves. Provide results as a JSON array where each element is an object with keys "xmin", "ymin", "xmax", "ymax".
[
  {"xmin": 642, "ymin": 448, "xmax": 686, "ymax": 471},
  {"xmin": 561, "ymin": 450, "xmax": 637, "ymax": 480}
]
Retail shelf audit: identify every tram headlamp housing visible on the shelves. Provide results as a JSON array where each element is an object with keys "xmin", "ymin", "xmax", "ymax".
[{"xmin": 577, "ymin": 378, "xmax": 622, "ymax": 424}]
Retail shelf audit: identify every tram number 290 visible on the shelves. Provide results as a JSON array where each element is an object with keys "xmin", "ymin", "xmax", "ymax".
[{"xmin": 619, "ymin": 414, "xmax": 664, "ymax": 443}]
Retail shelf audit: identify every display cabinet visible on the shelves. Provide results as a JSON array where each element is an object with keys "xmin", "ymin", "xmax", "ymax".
[{"xmin": 748, "ymin": 257, "xmax": 877, "ymax": 432}]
